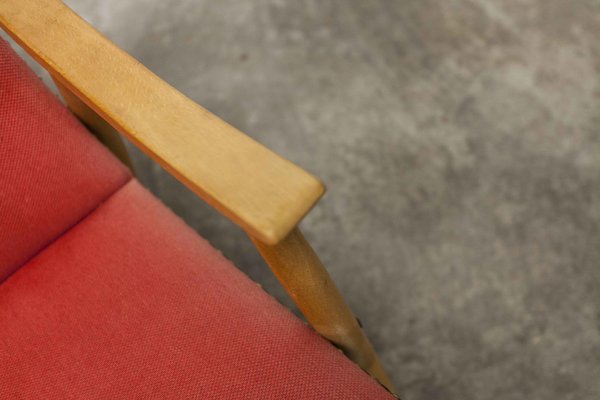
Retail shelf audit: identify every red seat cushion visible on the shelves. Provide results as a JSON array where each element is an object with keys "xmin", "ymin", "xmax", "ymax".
[
  {"xmin": 0, "ymin": 38, "xmax": 394, "ymax": 398},
  {"xmin": 0, "ymin": 180, "xmax": 392, "ymax": 399}
]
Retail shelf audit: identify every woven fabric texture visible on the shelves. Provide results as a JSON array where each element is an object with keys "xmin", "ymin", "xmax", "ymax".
[{"xmin": 0, "ymin": 38, "xmax": 131, "ymax": 282}]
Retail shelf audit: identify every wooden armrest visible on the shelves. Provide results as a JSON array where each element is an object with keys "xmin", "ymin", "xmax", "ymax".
[{"xmin": 0, "ymin": 0, "xmax": 324, "ymax": 245}]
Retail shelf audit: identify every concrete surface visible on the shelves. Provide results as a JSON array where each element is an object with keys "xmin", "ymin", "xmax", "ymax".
[{"xmin": 17, "ymin": 0, "xmax": 600, "ymax": 398}]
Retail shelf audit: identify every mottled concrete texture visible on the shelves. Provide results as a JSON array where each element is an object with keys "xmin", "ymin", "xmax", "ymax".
[{"xmin": 16, "ymin": 0, "xmax": 600, "ymax": 398}]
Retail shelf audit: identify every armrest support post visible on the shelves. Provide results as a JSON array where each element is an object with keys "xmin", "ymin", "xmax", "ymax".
[{"xmin": 252, "ymin": 228, "xmax": 396, "ymax": 392}]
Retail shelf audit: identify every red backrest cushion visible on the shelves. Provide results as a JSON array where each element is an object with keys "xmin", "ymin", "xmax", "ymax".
[{"xmin": 0, "ymin": 38, "xmax": 131, "ymax": 282}]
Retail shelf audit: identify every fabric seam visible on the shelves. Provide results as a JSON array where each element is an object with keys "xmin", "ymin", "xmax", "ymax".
[{"xmin": 1, "ymin": 174, "xmax": 133, "ymax": 284}]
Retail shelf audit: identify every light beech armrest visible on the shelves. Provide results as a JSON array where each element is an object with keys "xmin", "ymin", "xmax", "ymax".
[{"xmin": 0, "ymin": 0, "xmax": 324, "ymax": 245}]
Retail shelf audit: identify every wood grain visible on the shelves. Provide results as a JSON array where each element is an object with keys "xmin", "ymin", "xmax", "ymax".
[{"xmin": 0, "ymin": 0, "xmax": 324, "ymax": 245}]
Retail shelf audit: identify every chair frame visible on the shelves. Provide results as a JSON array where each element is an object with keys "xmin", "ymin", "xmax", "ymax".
[{"xmin": 0, "ymin": 0, "xmax": 394, "ymax": 391}]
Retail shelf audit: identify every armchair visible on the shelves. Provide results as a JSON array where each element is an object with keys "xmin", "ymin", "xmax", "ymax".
[{"xmin": 0, "ymin": 0, "xmax": 396, "ymax": 397}]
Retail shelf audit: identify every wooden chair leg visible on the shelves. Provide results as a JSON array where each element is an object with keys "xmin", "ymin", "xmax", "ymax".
[{"xmin": 252, "ymin": 228, "xmax": 396, "ymax": 393}]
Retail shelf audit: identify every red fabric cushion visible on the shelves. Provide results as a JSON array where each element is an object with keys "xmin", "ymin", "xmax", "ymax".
[
  {"xmin": 0, "ymin": 180, "xmax": 392, "ymax": 399},
  {"xmin": 0, "ymin": 39, "xmax": 131, "ymax": 282}
]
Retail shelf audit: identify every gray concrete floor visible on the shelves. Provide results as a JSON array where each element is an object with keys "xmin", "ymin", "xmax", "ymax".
[{"xmin": 18, "ymin": 1, "xmax": 600, "ymax": 398}]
